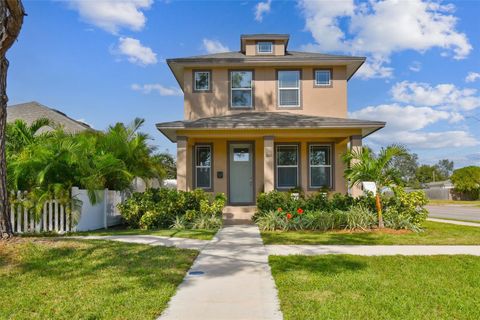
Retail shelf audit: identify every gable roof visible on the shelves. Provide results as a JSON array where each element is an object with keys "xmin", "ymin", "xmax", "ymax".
[
  {"xmin": 156, "ymin": 112, "xmax": 385, "ymax": 142},
  {"xmin": 167, "ymin": 50, "xmax": 365, "ymax": 90},
  {"xmin": 7, "ymin": 101, "xmax": 92, "ymax": 133}
]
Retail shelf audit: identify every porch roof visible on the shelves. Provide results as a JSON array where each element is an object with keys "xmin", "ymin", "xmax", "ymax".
[{"xmin": 156, "ymin": 112, "xmax": 385, "ymax": 142}]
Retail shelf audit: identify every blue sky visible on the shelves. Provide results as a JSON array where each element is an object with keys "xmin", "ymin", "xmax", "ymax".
[{"xmin": 7, "ymin": 0, "xmax": 480, "ymax": 167}]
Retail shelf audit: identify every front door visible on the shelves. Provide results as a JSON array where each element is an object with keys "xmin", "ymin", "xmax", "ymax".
[{"xmin": 229, "ymin": 143, "xmax": 254, "ymax": 204}]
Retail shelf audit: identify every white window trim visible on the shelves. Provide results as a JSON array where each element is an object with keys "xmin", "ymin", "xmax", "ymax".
[
  {"xmin": 195, "ymin": 145, "xmax": 212, "ymax": 189},
  {"xmin": 194, "ymin": 71, "xmax": 210, "ymax": 91},
  {"xmin": 230, "ymin": 71, "xmax": 253, "ymax": 108},
  {"xmin": 314, "ymin": 70, "xmax": 332, "ymax": 87},
  {"xmin": 257, "ymin": 41, "xmax": 273, "ymax": 54},
  {"xmin": 278, "ymin": 70, "xmax": 301, "ymax": 108},
  {"xmin": 309, "ymin": 144, "xmax": 332, "ymax": 189},
  {"xmin": 276, "ymin": 144, "xmax": 299, "ymax": 189}
]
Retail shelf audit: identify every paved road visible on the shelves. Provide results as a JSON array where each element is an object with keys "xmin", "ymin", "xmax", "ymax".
[{"xmin": 427, "ymin": 205, "xmax": 480, "ymax": 222}]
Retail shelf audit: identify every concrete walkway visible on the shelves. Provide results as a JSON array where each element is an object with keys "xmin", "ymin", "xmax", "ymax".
[
  {"xmin": 427, "ymin": 217, "xmax": 480, "ymax": 227},
  {"xmin": 266, "ymin": 244, "xmax": 480, "ymax": 256},
  {"xmin": 158, "ymin": 225, "xmax": 283, "ymax": 320},
  {"xmin": 73, "ymin": 235, "xmax": 209, "ymax": 250}
]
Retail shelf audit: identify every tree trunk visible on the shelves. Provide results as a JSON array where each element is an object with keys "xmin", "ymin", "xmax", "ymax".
[
  {"xmin": 375, "ymin": 192, "xmax": 384, "ymax": 229},
  {"xmin": 0, "ymin": 0, "xmax": 25, "ymax": 239}
]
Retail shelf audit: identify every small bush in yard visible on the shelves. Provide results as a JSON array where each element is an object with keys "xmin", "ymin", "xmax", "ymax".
[{"xmin": 118, "ymin": 188, "xmax": 226, "ymax": 230}]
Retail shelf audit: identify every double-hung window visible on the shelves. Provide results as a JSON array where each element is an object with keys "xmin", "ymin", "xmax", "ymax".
[
  {"xmin": 309, "ymin": 145, "xmax": 332, "ymax": 189},
  {"xmin": 195, "ymin": 145, "xmax": 212, "ymax": 189},
  {"xmin": 194, "ymin": 71, "xmax": 211, "ymax": 92},
  {"xmin": 278, "ymin": 70, "xmax": 300, "ymax": 107},
  {"xmin": 314, "ymin": 69, "xmax": 331, "ymax": 86},
  {"xmin": 231, "ymin": 71, "xmax": 253, "ymax": 108},
  {"xmin": 257, "ymin": 41, "xmax": 273, "ymax": 54},
  {"xmin": 276, "ymin": 145, "xmax": 299, "ymax": 189}
]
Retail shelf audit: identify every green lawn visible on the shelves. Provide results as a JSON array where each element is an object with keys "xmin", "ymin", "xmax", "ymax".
[
  {"xmin": 67, "ymin": 227, "xmax": 218, "ymax": 240},
  {"xmin": 261, "ymin": 221, "xmax": 480, "ymax": 245},
  {"xmin": 0, "ymin": 239, "xmax": 197, "ymax": 319},
  {"xmin": 270, "ymin": 255, "xmax": 480, "ymax": 320},
  {"xmin": 428, "ymin": 199, "xmax": 480, "ymax": 206}
]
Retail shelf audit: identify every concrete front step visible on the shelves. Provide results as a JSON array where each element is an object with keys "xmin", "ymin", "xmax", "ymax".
[{"xmin": 223, "ymin": 205, "xmax": 256, "ymax": 221}]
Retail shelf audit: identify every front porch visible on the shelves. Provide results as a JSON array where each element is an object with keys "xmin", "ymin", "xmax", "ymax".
[{"xmin": 156, "ymin": 112, "xmax": 385, "ymax": 219}]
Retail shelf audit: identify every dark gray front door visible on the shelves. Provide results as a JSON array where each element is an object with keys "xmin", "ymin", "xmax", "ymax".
[{"xmin": 229, "ymin": 143, "xmax": 254, "ymax": 204}]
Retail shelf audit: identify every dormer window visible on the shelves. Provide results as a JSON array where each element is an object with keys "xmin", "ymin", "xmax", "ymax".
[
  {"xmin": 257, "ymin": 41, "xmax": 273, "ymax": 54},
  {"xmin": 193, "ymin": 70, "xmax": 211, "ymax": 92}
]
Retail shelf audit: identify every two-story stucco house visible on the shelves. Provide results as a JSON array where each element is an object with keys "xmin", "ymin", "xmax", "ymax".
[{"xmin": 156, "ymin": 34, "xmax": 385, "ymax": 218}]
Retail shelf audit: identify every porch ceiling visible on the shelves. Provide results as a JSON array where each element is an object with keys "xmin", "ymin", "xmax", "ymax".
[{"xmin": 156, "ymin": 112, "xmax": 385, "ymax": 142}]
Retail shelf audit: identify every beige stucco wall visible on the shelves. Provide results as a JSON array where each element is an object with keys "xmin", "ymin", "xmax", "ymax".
[
  {"xmin": 177, "ymin": 131, "xmax": 355, "ymax": 201},
  {"xmin": 184, "ymin": 66, "xmax": 347, "ymax": 120}
]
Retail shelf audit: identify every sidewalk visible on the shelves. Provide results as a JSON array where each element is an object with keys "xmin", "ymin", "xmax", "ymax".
[
  {"xmin": 427, "ymin": 217, "xmax": 480, "ymax": 227},
  {"xmin": 266, "ymin": 244, "xmax": 480, "ymax": 256},
  {"xmin": 158, "ymin": 225, "xmax": 283, "ymax": 320}
]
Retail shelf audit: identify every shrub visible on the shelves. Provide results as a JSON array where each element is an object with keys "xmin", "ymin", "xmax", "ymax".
[
  {"xmin": 383, "ymin": 187, "xmax": 428, "ymax": 230},
  {"xmin": 344, "ymin": 205, "xmax": 376, "ymax": 231},
  {"xmin": 118, "ymin": 188, "xmax": 225, "ymax": 230},
  {"xmin": 254, "ymin": 189, "xmax": 425, "ymax": 232}
]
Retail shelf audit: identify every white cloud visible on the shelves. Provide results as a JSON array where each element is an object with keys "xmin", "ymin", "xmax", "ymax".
[
  {"xmin": 298, "ymin": 0, "xmax": 472, "ymax": 79},
  {"xmin": 391, "ymin": 81, "xmax": 480, "ymax": 111},
  {"xmin": 131, "ymin": 83, "xmax": 182, "ymax": 96},
  {"xmin": 67, "ymin": 0, "xmax": 153, "ymax": 34},
  {"xmin": 409, "ymin": 61, "xmax": 422, "ymax": 72},
  {"xmin": 350, "ymin": 103, "xmax": 476, "ymax": 149},
  {"xmin": 370, "ymin": 130, "xmax": 478, "ymax": 149},
  {"xmin": 355, "ymin": 59, "xmax": 394, "ymax": 79},
  {"xmin": 254, "ymin": 0, "xmax": 272, "ymax": 22},
  {"xmin": 350, "ymin": 104, "xmax": 452, "ymax": 131},
  {"xmin": 202, "ymin": 39, "xmax": 230, "ymax": 54},
  {"xmin": 466, "ymin": 72, "xmax": 480, "ymax": 83},
  {"xmin": 114, "ymin": 37, "xmax": 157, "ymax": 66}
]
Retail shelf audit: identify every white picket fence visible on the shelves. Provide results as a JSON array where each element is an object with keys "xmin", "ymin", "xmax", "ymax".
[
  {"xmin": 10, "ymin": 191, "xmax": 72, "ymax": 234},
  {"xmin": 10, "ymin": 187, "xmax": 128, "ymax": 234}
]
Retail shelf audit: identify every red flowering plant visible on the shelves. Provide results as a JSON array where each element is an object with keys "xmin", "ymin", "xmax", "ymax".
[
  {"xmin": 297, "ymin": 208, "xmax": 304, "ymax": 214},
  {"xmin": 277, "ymin": 207, "xmax": 283, "ymax": 212},
  {"xmin": 286, "ymin": 213, "xmax": 292, "ymax": 220}
]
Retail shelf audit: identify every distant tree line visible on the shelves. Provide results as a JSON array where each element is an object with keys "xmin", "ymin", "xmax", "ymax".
[{"xmin": 390, "ymin": 150, "xmax": 454, "ymax": 188}]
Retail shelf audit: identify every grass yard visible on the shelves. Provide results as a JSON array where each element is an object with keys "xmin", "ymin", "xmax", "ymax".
[
  {"xmin": 0, "ymin": 239, "xmax": 197, "ymax": 319},
  {"xmin": 261, "ymin": 221, "xmax": 480, "ymax": 245},
  {"xmin": 270, "ymin": 255, "xmax": 480, "ymax": 320},
  {"xmin": 66, "ymin": 227, "xmax": 218, "ymax": 240},
  {"xmin": 428, "ymin": 199, "xmax": 480, "ymax": 206}
]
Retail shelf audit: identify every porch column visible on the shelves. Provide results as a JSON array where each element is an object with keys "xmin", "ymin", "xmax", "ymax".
[
  {"xmin": 176, "ymin": 136, "xmax": 188, "ymax": 191},
  {"xmin": 263, "ymin": 136, "xmax": 275, "ymax": 193},
  {"xmin": 349, "ymin": 135, "xmax": 363, "ymax": 197}
]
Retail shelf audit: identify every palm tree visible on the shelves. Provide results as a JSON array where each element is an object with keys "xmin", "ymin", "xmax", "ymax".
[
  {"xmin": 343, "ymin": 145, "xmax": 406, "ymax": 228},
  {"xmin": 6, "ymin": 118, "xmax": 54, "ymax": 153}
]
